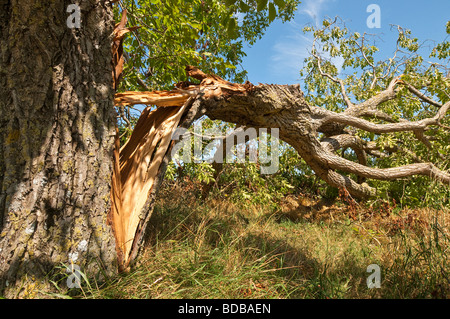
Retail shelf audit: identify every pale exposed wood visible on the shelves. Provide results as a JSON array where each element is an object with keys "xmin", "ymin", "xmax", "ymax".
[
  {"xmin": 114, "ymin": 90, "xmax": 192, "ymax": 107},
  {"xmin": 110, "ymin": 65, "xmax": 253, "ymax": 269},
  {"xmin": 112, "ymin": 10, "xmax": 140, "ymax": 91},
  {"xmin": 111, "ymin": 98, "xmax": 190, "ymax": 269}
]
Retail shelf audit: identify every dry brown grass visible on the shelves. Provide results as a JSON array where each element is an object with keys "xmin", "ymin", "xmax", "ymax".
[{"xmin": 68, "ymin": 182, "xmax": 449, "ymax": 299}]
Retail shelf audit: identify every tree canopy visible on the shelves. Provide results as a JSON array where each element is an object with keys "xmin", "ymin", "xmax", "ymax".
[
  {"xmin": 114, "ymin": 0, "xmax": 300, "ymax": 91},
  {"xmin": 300, "ymin": 19, "xmax": 450, "ymax": 205}
]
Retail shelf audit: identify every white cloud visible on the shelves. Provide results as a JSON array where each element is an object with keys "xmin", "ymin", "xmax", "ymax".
[
  {"xmin": 270, "ymin": 32, "xmax": 313, "ymax": 82},
  {"xmin": 269, "ymin": 0, "xmax": 339, "ymax": 83},
  {"xmin": 300, "ymin": 0, "xmax": 330, "ymax": 27}
]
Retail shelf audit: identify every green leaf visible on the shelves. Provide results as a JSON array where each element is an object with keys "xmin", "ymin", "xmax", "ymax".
[
  {"xmin": 239, "ymin": 0, "xmax": 251, "ymax": 11},
  {"xmin": 257, "ymin": 0, "xmax": 269, "ymax": 12},
  {"xmin": 274, "ymin": 0, "xmax": 286, "ymax": 10},
  {"xmin": 225, "ymin": 0, "xmax": 237, "ymax": 6},
  {"xmin": 224, "ymin": 63, "xmax": 236, "ymax": 69},
  {"xmin": 268, "ymin": 2, "xmax": 276, "ymax": 22},
  {"xmin": 227, "ymin": 17, "xmax": 238, "ymax": 39}
]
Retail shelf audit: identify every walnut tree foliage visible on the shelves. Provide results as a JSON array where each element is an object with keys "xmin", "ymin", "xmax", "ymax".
[{"xmin": 114, "ymin": 0, "xmax": 300, "ymax": 91}]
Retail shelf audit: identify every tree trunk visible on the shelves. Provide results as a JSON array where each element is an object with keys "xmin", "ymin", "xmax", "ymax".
[{"xmin": 0, "ymin": 0, "xmax": 117, "ymax": 298}]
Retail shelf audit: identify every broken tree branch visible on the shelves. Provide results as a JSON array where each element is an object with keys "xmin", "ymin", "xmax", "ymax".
[{"xmin": 111, "ymin": 65, "xmax": 449, "ymax": 270}]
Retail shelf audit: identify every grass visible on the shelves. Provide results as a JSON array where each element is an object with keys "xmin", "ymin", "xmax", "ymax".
[{"xmin": 66, "ymin": 185, "xmax": 449, "ymax": 299}]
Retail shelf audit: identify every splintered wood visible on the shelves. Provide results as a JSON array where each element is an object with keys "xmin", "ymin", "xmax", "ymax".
[
  {"xmin": 110, "ymin": 99, "xmax": 190, "ymax": 269},
  {"xmin": 110, "ymin": 11, "xmax": 193, "ymax": 269},
  {"xmin": 111, "ymin": 53, "xmax": 251, "ymax": 270},
  {"xmin": 112, "ymin": 10, "xmax": 140, "ymax": 90},
  {"xmin": 114, "ymin": 90, "xmax": 192, "ymax": 107}
]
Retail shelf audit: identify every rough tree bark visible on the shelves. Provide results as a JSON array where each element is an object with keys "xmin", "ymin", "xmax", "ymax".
[
  {"xmin": 192, "ymin": 69, "xmax": 450, "ymax": 198},
  {"xmin": 0, "ymin": 0, "xmax": 117, "ymax": 297}
]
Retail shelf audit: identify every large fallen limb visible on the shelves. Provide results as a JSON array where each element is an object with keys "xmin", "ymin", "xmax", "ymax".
[
  {"xmin": 191, "ymin": 69, "xmax": 449, "ymax": 198},
  {"xmin": 111, "ymin": 66, "xmax": 449, "ymax": 269}
]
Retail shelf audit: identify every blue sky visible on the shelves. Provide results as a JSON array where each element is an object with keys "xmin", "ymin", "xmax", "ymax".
[{"xmin": 240, "ymin": 0, "xmax": 450, "ymax": 85}]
